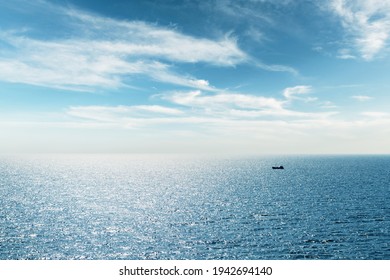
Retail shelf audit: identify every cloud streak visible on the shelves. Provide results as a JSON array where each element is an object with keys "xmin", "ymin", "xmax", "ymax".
[
  {"xmin": 283, "ymin": 85, "xmax": 312, "ymax": 99},
  {"xmin": 65, "ymin": 86, "xmax": 337, "ymax": 131},
  {"xmin": 162, "ymin": 90, "xmax": 284, "ymax": 111},
  {"xmin": 330, "ymin": 0, "xmax": 390, "ymax": 60},
  {"xmin": 351, "ymin": 95, "xmax": 372, "ymax": 101},
  {"xmin": 0, "ymin": 3, "xmax": 246, "ymax": 91}
]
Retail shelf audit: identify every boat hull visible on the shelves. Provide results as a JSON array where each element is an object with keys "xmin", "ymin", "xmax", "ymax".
[{"xmin": 272, "ymin": 166, "xmax": 284, "ymax": 169}]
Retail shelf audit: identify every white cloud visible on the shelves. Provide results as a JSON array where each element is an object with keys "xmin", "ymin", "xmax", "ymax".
[
  {"xmin": 0, "ymin": 54, "xmax": 125, "ymax": 90},
  {"xmin": 255, "ymin": 61, "xmax": 298, "ymax": 75},
  {"xmin": 3, "ymin": 114, "xmax": 390, "ymax": 154},
  {"xmin": 211, "ymin": 0, "xmax": 272, "ymax": 23},
  {"xmin": 0, "ymin": 4, "xmax": 247, "ymax": 91},
  {"xmin": 163, "ymin": 90, "xmax": 284, "ymax": 110},
  {"xmin": 65, "ymin": 104, "xmax": 337, "ymax": 131},
  {"xmin": 64, "ymin": 11, "xmax": 248, "ymax": 66},
  {"xmin": 68, "ymin": 105, "xmax": 184, "ymax": 120},
  {"xmin": 283, "ymin": 85, "xmax": 312, "ymax": 99},
  {"xmin": 351, "ymin": 95, "xmax": 372, "ymax": 101},
  {"xmin": 361, "ymin": 111, "xmax": 390, "ymax": 118},
  {"xmin": 55, "ymin": 101, "xmax": 390, "ymax": 155},
  {"xmin": 193, "ymin": 79, "xmax": 210, "ymax": 87},
  {"xmin": 159, "ymin": 89, "xmax": 335, "ymax": 120},
  {"xmin": 146, "ymin": 66, "xmax": 216, "ymax": 91},
  {"xmin": 321, "ymin": 101, "xmax": 338, "ymax": 109},
  {"xmin": 330, "ymin": 0, "xmax": 390, "ymax": 60},
  {"xmin": 337, "ymin": 48, "xmax": 356, "ymax": 59},
  {"xmin": 132, "ymin": 105, "xmax": 184, "ymax": 115},
  {"xmin": 64, "ymin": 87, "xmax": 338, "ymax": 131}
]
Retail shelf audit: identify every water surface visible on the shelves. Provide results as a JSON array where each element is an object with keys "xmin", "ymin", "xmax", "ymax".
[{"xmin": 0, "ymin": 154, "xmax": 389, "ymax": 259}]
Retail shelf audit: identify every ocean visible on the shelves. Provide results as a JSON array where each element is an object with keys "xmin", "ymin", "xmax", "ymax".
[{"xmin": 0, "ymin": 154, "xmax": 389, "ymax": 260}]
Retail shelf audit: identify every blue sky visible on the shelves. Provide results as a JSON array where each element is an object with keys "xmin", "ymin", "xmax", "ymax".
[{"xmin": 1, "ymin": 0, "xmax": 389, "ymax": 154}]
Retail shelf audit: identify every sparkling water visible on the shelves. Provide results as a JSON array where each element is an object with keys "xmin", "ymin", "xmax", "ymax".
[{"xmin": 0, "ymin": 154, "xmax": 389, "ymax": 259}]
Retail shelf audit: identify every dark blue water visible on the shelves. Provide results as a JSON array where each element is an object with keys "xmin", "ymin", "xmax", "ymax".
[{"xmin": 0, "ymin": 154, "xmax": 389, "ymax": 259}]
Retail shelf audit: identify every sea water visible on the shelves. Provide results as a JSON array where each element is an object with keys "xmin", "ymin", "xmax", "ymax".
[{"xmin": 0, "ymin": 154, "xmax": 389, "ymax": 259}]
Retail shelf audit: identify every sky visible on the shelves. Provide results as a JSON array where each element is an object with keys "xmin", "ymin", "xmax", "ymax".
[{"xmin": 0, "ymin": 0, "xmax": 390, "ymax": 154}]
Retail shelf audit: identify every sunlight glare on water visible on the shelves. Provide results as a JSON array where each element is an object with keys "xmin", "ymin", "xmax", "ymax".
[{"xmin": 0, "ymin": 154, "xmax": 389, "ymax": 259}]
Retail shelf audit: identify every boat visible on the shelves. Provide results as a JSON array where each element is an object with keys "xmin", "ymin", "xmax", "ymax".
[{"xmin": 272, "ymin": 166, "xmax": 284, "ymax": 169}]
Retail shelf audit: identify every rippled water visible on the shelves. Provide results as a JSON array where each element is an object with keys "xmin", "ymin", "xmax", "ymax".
[{"xmin": 0, "ymin": 154, "xmax": 389, "ymax": 259}]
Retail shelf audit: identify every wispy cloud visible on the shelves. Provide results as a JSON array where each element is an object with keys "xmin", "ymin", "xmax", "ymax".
[
  {"xmin": 361, "ymin": 111, "xmax": 390, "ymax": 118},
  {"xmin": 65, "ymin": 104, "xmax": 337, "ymax": 131},
  {"xmin": 162, "ymin": 90, "xmax": 284, "ymax": 111},
  {"xmin": 65, "ymin": 85, "xmax": 337, "ymax": 130},
  {"xmin": 330, "ymin": 0, "xmax": 390, "ymax": 60},
  {"xmin": 0, "ymin": 3, "xmax": 246, "ymax": 91},
  {"xmin": 160, "ymin": 89, "xmax": 332, "ymax": 118},
  {"xmin": 65, "ymin": 10, "xmax": 247, "ymax": 66},
  {"xmin": 337, "ymin": 48, "xmax": 356, "ymax": 59},
  {"xmin": 254, "ymin": 61, "xmax": 299, "ymax": 75},
  {"xmin": 66, "ymin": 105, "xmax": 186, "ymax": 128},
  {"xmin": 3, "ymin": 113, "xmax": 389, "ymax": 154},
  {"xmin": 68, "ymin": 105, "xmax": 184, "ymax": 119},
  {"xmin": 210, "ymin": 0, "xmax": 273, "ymax": 23},
  {"xmin": 321, "ymin": 101, "xmax": 338, "ymax": 109},
  {"xmin": 283, "ymin": 85, "xmax": 313, "ymax": 100},
  {"xmin": 351, "ymin": 95, "xmax": 372, "ymax": 101},
  {"xmin": 59, "ymin": 100, "xmax": 390, "ymax": 155}
]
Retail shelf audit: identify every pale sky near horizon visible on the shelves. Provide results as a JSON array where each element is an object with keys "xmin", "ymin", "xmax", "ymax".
[{"xmin": 1, "ymin": 0, "xmax": 390, "ymax": 154}]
